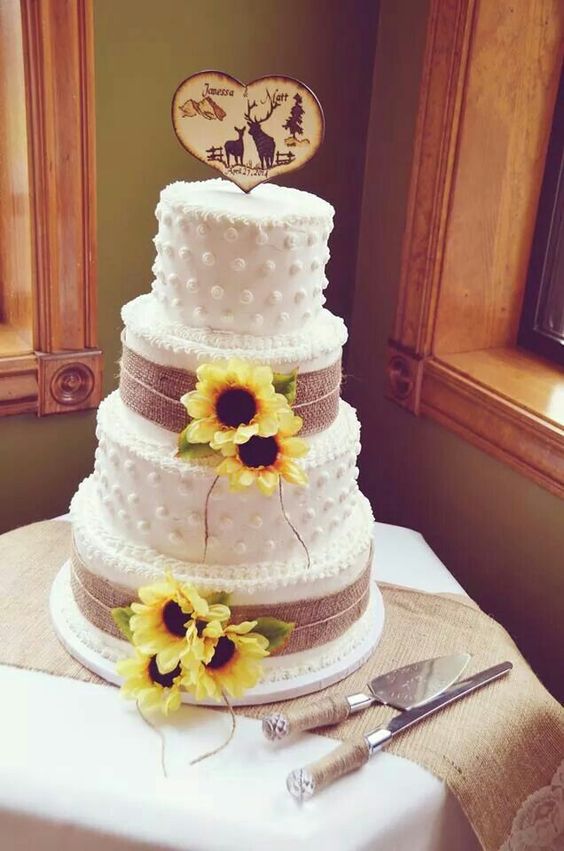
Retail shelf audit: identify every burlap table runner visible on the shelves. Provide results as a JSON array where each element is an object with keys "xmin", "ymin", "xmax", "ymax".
[{"xmin": 1, "ymin": 519, "xmax": 563, "ymax": 851}]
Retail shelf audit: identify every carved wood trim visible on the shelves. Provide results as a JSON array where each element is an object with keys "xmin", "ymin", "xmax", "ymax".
[
  {"xmin": 0, "ymin": 354, "xmax": 37, "ymax": 417},
  {"xmin": 0, "ymin": 0, "xmax": 100, "ymax": 417},
  {"xmin": 392, "ymin": 0, "xmax": 476, "ymax": 354},
  {"xmin": 37, "ymin": 350, "xmax": 103, "ymax": 416},
  {"xmin": 385, "ymin": 343, "xmax": 425, "ymax": 413},
  {"xmin": 387, "ymin": 0, "xmax": 564, "ymax": 497}
]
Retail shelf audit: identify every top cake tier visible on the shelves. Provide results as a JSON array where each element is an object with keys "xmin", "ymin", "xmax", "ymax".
[{"xmin": 152, "ymin": 179, "xmax": 335, "ymax": 338}]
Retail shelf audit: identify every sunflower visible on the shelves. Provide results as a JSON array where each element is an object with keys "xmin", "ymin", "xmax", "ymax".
[
  {"xmin": 130, "ymin": 574, "xmax": 230, "ymax": 673},
  {"xmin": 181, "ymin": 621, "xmax": 270, "ymax": 701},
  {"xmin": 116, "ymin": 650, "xmax": 183, "ymax": 715},
  {"xmin": 183, "ymin": 617, "xmax": 224, "ymax": 666},
  {"xmin": 216, "ymin": 413, "xmax": 308, "ymax": 496},
  {"xmin": 180, "ymin": 359, "xmax": 295, "ymax": 449}
]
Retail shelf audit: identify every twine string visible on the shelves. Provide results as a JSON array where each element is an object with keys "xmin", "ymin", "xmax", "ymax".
[
  {"xmin": 202, "ymin": 475, "xmax": 219, "ymax": 563},
  {"xmin": 71, "ymin": 557, "xmax": 114, "ymax": 612},
  {"xmin": 189, "ymin": 691, "xmax": 237, "ymax": 766},
  {"xmin": 290, "ymin": 582, "xmax": 370, "ymax": 632},
  {"xmin": 136, "ymin": 701, "xmax": 168, "ymax": 778},
  {"xmin": 279, "ymin": 478, "xmax": 311, "ymax": 570},
  {"xmin": 121, "ymin": 360, "xmax": 187, "ymax": 406},
  {"xmin": 292, "ymin": 382, "xmax": 341, "ymax": 409}
]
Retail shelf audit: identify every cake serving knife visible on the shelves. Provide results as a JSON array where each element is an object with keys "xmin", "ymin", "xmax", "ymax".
[
  {"xmin": 262, "ymin": 652, "xmax": 471, "ymax": 740},
  {"xmin": 286, "ymin": 661, "xmax": 513, "ymax": 800}
]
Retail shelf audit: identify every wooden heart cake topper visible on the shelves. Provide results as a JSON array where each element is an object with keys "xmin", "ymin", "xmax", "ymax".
[{"xmin": 172, "ymin": 71, "xmax": 324, "ymax": 192}]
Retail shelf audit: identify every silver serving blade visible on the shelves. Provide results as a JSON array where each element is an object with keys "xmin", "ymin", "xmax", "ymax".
[
  {"xmin": 367, "ymin": 661, "xmax": 513, "ymax": 751},
  {"xmin": 285, "ymin": 660, "xmax": 513, "ymax": 800},
  {"xmin": 368, "ymin": 652, "xmax": 471, "ymax": 710}
]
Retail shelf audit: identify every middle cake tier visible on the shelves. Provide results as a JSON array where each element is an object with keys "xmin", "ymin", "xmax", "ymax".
[
  {"xmin": 87, "ymin": 391, "xmax": 370, "ymax": 573},
  {"xmin": 119, "ymin": 292, "xmax": 348, "ymax": 440}
]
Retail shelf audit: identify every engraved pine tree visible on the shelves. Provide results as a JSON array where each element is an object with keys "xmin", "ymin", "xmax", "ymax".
[{"xmin": 283, "ymin": 93, "xmax": 309, "ymax": 147}]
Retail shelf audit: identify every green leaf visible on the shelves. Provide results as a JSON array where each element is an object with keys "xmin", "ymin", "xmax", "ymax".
[
  {"xmin": 253, "ymin": 617, "xmax": 295, "ymax": 652},
  {"xmin": 206, "ymin": 591, "xmax": 232, "ymax": 607},
  {"xmin": 272, "ymin": 369, "xmax": 298, "ymax": 405},
  {"xmin": 111, "ymin": 606, "xmax": 135, "ymax": 642},
  {"xmin": 177, "ymin": 428, "xmax": 218, "ymax": 461}
]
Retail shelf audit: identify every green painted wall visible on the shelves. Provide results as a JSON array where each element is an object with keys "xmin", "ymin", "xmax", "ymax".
[
  {"xmin": 0, "ymin": 0, "xmax": 378, "ymax": 531},
  {"xmin": 347, "ymin": 0, "xmax": 564, "ymax": 700}
]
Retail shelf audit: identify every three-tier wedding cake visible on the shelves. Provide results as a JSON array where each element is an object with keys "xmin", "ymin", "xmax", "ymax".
[{"xmin": 51, "ymin": 177, "xmax": 384, "ymax": 705}]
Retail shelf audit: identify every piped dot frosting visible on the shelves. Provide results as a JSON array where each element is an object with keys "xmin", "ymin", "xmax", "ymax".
[{"xmin": 152, "ymin": 178, "xmax": 335, "ymax": 336}]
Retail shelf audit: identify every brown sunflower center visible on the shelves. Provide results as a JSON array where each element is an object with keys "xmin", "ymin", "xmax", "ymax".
[
  {"xmin": 206, "ymin": 636, "xmax": 236, "ymax": 670},
  {"xmin": 216, "ymin": 387, "xmax": 257, "ymax": 427},
  {"xmin": 148, "ymin": 656, "xmax": 181, "ymax": 688},
  {"xmin": 238, "ymin": 435, "xmax": 279, "ymax": 468},
  {"xmin": 162, "ymin": 600, "xmax": 189, "ymax": 637}
]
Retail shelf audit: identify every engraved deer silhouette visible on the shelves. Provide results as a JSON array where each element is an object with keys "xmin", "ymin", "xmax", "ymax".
[
  {"xmin": 244, "ymin": 90, "xmax": 281, "ymax": 169},
  {"xmin": 224, "ymin": 126, "xmax": 245, "ymax": 167}
]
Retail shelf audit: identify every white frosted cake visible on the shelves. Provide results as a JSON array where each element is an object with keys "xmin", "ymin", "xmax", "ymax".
[{"xmin": 51, "ymin": 178, "xmax": 383, "ymax": 705}]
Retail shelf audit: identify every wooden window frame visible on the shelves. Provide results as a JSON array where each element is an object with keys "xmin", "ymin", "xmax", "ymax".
[
  {"xmin": 518, "ymin": 66, "xmax": 564, "ymax": 367},
  {"xmin": 386, "ymin": 0, "xmax": 564, "ymax": 499},
  {"xmin": 0, "ymin": 0, "xmax": 101, "ymax": 418}
]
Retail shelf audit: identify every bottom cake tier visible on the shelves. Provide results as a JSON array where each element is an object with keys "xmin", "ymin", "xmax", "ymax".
[{"xmin": 50, "ymin": 557, "xmax": 384, "ymax": 704}]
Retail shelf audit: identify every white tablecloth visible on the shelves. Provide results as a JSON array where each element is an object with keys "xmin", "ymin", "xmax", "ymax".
[{"xmin": 0, "ymin": 522, "xmax": 479, "ymax": 851}]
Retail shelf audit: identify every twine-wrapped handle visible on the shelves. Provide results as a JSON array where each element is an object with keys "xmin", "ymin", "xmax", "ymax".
[
  {"xmin": 262, "ymin": 695, "xmax": 352, "ymax": 741},
  {"xmin": 286, "ymin": 736, "xmax": 371, "ymax": 801}
]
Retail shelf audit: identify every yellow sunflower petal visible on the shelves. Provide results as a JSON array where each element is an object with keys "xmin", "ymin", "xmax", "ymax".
[
  {"xmin": 137, "ymin": 687, "xmax": 164, "ymax": 712},
  {"xmin": 132, "ymin": 626, "xmax": 165, "ymax": 650},
  {"xmin": 234, "ymin": 468, "xmax": 256, "ymax": 488},
  {"xmin": 256, "ymin": 416, "xmax": 280, "ymax": 437},
  {"xmin": 156, "ymin": 644, "xmax": 182, "ymax": 674},
  {"xmin": 220, "ymin": 660, "xmax": 262, "ymax": 698},
  {"xmin": 281, "ymin": 414, "xmax": 304, "ymax": 436},
  {"xmin": 257, "ymin": 470, "xmax": 279, "ymax": 495},
  {"xmin": 185, "ymin": 418, "xmax": 218, "ymax": 444},
  {"xmin": 182, "ymin": 585, "xmax": 210, "ymax": 616},
  {"xmin": 137, "ymin": 582, "xmax": 171, "ymax": 605},
  {"xmin": 213, "ymin": 439, "xmax": 237, "ymax": 455},
  {"xmin": 197, "ymin": 363, "xmax": 227, "ymax": 384},
  {"xmin": 280, "ymin": 460, "xmax": 308, "ymax": 486},
  {"xmin": 210, "ymin": 429, "xmax": 235, "ymax": 447},
  {"xmin": 116, "ymin": 655, "xmax": 145, "ymax": 678},
  {"xmin": 218, "ymin": 673, "xmax": 242, "ymax": 698},
  {"xmin": 217, "ymin": 456, "xmax": 240, "ymax": 475},
  {"xmin": 194, "ymin": 668, "xmax": 223, "ymax": 702},
  {"xmin": 229, "ymin": 359, "xmax": 251, "ymax": 383},
  {"xmin": 233, "ymin": 423, "xmax": 259, "ymax": 443},
  {"xmin": 226, "ymin": 620, "xmax": 258, "ymax": 635},
  {"xmin": 202, "ymin": 619, "xmax": 224, "ymax": 639},
  {"xmin": 281, "ymin": 437, "xmax": 309, "ymax": 458},
  {"xmin": 120, "ymin": 681, "xmax": 143, "ymax": 699},
  {"xmin": 184, "ymin": 394, "xmax": 214, "ymax": 419},
  {"xmin": 206, "ymin": 603, "xmax": 231, "ymax": 622},
  {"xmin": 161, "ymin": 691, "xmax": 178, "ymax": 715},
  {"xmin": 129, "ymin": 612, "xmax": 162, "ymax": 634},
  {"xmin": 250, "ymin": 365, "xmax": 274, "ymax": 387},
  {"xmin": 234, "ymin": 633, "xmax": 270, "ymax": 656}
]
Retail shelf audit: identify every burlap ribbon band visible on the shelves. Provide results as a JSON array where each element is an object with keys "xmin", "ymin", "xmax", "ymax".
[
  {"xmin": 119, "ymin": 344, "xmax": 342, "ymax": 436},
  {"xmin": 70, "ymin": 544, "xmax": 371, "ymax": 655}
]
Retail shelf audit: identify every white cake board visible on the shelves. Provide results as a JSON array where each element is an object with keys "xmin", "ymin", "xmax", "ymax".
[{"xmin": 50, "ymin": 560, "xmax": 385, "ymax": 706}]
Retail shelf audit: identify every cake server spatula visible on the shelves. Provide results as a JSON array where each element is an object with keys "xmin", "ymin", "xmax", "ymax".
[
  {"xmin": 287, "ymin": 660, "xmax": 513, "ymax": 800},
  {"xmin": 262, "ymin": 652, "xmax": 471, "ymax": 740}
]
